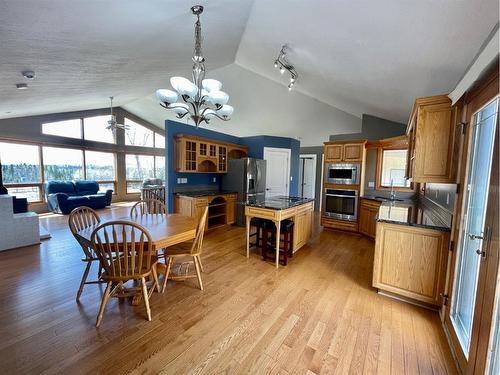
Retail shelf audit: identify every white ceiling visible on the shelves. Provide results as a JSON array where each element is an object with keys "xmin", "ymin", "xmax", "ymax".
[{"xmin": 0, "ymin": 0, "xmax": 498, "ymax": 144}]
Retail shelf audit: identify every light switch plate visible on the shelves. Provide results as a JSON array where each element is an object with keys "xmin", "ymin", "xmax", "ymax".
[
  {"xmin": 182, "ymin": 178, "xmax": 188, "ymax": 184},
  {"xmin": 368, "ymin": 181, "xmax": 375, "ymax": 188},
  {"xmin": 213, "ymin": 177, "xmax": 217, "ymax": 183},
  {"xmin": 177, "ymin": 178, "xmax": 181, "ymax": 184}
]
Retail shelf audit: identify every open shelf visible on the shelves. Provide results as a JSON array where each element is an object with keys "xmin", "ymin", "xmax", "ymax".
[{"xmin": 208, "ymin": 196, "xmax": 227, "ymax": 229}]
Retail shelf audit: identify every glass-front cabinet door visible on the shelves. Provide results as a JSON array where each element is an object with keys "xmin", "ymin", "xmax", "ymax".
[
  {"xmin": 450, "ymin": 98, "xmax": 498, "ymax": 358},
  {"xmin": 218, "ymin": 146, "xmax": 227, "ymax": 172}
]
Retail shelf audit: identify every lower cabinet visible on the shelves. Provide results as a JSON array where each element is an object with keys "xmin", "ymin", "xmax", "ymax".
[
  {"xmin": 174, "ymin": 194, "xmax": 237, "ymax": 230},
  {"xmin": 372, "ymin": 221, "xmax": 450, "ymax": 306},
  {"xmin": 358, "ymin": 199, "xmax": 382, "ymax": 239},
  {"xmin": 294, "ymin": 204, "xmax": 313, "ymax": 251}
]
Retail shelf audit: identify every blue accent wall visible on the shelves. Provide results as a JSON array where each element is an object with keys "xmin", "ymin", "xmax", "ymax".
[
  {"xmin": 240, "ymin": 136, "xmax": 300, "ymax": 196},
  {"xmin": 165, "ymin": 120, "xmax": 300, "ymax": 212}
]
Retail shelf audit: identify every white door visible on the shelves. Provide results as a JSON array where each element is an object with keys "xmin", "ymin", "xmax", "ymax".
[
  {"xmin": 299, "ymin": 155, "xmax": 316, "ymax": 200},
  {"xmin": 263, "ymin": 147, "xmax": 291, "ymax": 197}
]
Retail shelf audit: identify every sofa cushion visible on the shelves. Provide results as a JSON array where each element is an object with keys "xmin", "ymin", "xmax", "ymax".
[
  {"xmin": 74, "ymin": 180, "xmax": 99, "ymax": 194},
  {"xmin": 66, "ymin": 196, "xmax": 90, "ymax": 204},
  {"xmin": 45, "ymin": 181, "xmax": 75, "ymax": 195}
]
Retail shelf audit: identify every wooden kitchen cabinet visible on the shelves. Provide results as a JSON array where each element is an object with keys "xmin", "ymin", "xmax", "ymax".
[
  {"xmin": 226, "ymin": 194, "xmax": 237, "ymax": 225},
  {"xmin": 373, "ymin": 221, "xmax": 450, "ymax": 306},
  {"xmin": 175, "ymin": 193, "xmax": 238, "ymax": 230},
  {"xmin": 325, "ymin": 144, "xmax": 343, "ymax": 162},
  {"xmin": 343, "ymin": 143, "xmax": 364, "ymax": 162},
  {"xmin": 324, "ymin": 141, "xmax": 365, "ymax": 163},
  {"xmin": 294, "ymin": 203, "xmax": 313, "ymax": 250},
  {"xmin": 358, "ymin": 198, "xmax": 381, "ymax": 239},
  {"xmin": 174, "ymin": 135, "xmax": 247, "ymax": 173},
  {"xmin": 406, "ymin": 95, "xmax": 461, "ymax": 183}
]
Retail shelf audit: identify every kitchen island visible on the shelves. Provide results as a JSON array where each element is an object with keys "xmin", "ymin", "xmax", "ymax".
[{"xmin": 244, "ymin": 196, "xmax": 314, "ymax": 268}]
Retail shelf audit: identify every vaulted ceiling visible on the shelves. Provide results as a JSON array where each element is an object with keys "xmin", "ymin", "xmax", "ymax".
[{"xmin": 0, "ymin": 0, "xmax": 498, "ymax": 145}]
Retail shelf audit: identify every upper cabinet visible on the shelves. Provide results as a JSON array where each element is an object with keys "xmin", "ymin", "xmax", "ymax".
[
  {"xmin": 406, "ymin": 95, "xmax": 461, "ymax": 183},
  {"xmin": 324, "ymin": 141, "xmax": 365, "ymax": 163},
  {"xmin": 174, "ymin": 135, "xmax": 248, "ymax": 173}
]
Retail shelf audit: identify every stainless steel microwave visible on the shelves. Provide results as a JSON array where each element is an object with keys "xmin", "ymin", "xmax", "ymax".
[{"xmin": 326, "ymin": 163, "xmax": 360, "ymax": 185}]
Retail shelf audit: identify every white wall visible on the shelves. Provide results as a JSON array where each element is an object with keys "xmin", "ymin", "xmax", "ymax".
[{"xmin": 123, "ymin": 63, "xmax": 362, "ymax": 147}]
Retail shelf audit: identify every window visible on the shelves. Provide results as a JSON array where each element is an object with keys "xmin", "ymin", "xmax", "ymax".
[
  {"xmin": 124, "ymin": 118, "xmax": 154, "ymax": 147},
  {"xmin": 0, "ymin": 142, "xmax": 42, "ymax": 201},
  {"xmin": 83, "ymin": 115, "xmax": 115, "ymax": 144},
  {"xmin": 377, "ymin": 148, "xmax": 411, "ymax": 189},
  {"xmin": 42, "ymin": 119, "xmax": 81, "ymax": 139},
  {"xmin": 85, "ymin": 150, "xmax": 115, "ymax": 182},
  {"xmin": 125, "ymin": 154, "xmax": 154, "ymax": 193},
  {"xmin": 155, "ymin": 156, "xmax": 165, "ymax": 180},
  {"xmin": 155, "ymin": 133, "xmax": 165, "ymax": 149},
  {"xmin": 43, "ymin": 147, "xmax": 83, "ymax": 181}
]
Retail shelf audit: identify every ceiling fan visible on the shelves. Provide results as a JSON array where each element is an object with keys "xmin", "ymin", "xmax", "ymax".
[{"xmin": 105, "ymin": 96, "xmax": 129, "ymax": 132}]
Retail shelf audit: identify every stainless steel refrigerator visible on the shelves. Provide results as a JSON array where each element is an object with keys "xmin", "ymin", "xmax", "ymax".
[{"xmin": 222, "ymin": 158, "xmax": 266, "ymax": 226}]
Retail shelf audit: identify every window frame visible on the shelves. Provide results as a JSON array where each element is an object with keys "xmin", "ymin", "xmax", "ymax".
[{"xmin": 375, "ymin": 145, "xmax": 415, "ymax": 192}]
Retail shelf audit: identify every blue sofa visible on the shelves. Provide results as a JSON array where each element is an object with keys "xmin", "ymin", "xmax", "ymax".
[{"xmin": 45, "ymin": 180, "xmax": 113, "ymax": 214}]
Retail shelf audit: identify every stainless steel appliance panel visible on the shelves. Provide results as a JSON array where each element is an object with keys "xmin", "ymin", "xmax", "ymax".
[
  {"xmin": 326, "ymin": 163, "xmax": 360, "ymax": 185},
  {"xmin": 222, "ymin": 158, "xmax": 267, "ymax": 226},
  {"xmin": 323, "ymin": 188, "xmax": 358, "ymax": 221}
]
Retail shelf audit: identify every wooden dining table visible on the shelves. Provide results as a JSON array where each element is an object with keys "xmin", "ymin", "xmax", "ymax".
[{"xmin": 75, "ymin": 213, "xmax": 198, "ymax": 299}]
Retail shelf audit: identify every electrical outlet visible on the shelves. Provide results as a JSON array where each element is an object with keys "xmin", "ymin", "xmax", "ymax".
[
  {"xmin": 177, "ymin": 178, "xmax": 181, "ymax": 184},
  {"xmin": 212, "ymin": 177, "xmax": 217, "ymax": 183},
  {"xmin": 368, "ymin": 181, "xmax": 375, "ymax": 188}
]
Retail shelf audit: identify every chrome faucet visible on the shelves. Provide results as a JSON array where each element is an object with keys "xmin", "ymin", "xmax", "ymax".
[{"xmin": 390, "ymin": 179, "xmax": 396, "ymax": 201}]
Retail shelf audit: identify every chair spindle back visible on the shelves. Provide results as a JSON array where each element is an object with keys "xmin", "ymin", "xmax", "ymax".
[
  {"xmin": 91, "ymin": 221, "xmax": 154, "ymax": 279},
  {"xmin": 130, "ymin": 199, "xmax": 166, "ymax": 218}
]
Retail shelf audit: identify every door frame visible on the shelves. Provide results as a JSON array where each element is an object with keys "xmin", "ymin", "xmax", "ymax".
[
  {"xmin": 263, "ymin": 147, "xmax": 291, "ymax": 196},
  {"xmin": 442, "ymin": 64, "xmax": 499, "ymax": 374},
  {"xmin": 299, "ymin": 153, "xmax": 317, "ymax": 205}
]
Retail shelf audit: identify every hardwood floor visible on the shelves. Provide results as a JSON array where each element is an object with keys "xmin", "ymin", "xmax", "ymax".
[{"xmin": 0, "ymin": 203, "xmax": 457, "ymax": 374}]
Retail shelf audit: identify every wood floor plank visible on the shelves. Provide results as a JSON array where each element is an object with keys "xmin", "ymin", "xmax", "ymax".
[{"xmin": 0, "ymin": 204, "xmax": 457, "ymax": 374}]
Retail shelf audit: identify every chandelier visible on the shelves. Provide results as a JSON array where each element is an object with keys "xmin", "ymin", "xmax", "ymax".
[
  {"xmin": 274, "ymin": 45, "xmax": 298, "ymax": 91},
  {"xmin": 155, "ymin": 5, "xmax": 233, "ymax": 128}
]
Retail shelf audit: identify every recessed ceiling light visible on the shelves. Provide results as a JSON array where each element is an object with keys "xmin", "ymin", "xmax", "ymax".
[
  {"xmin": 16, "ymin": 83, "xmax": 28, "ymax": 89},
  {"xmin": 22, "ymin": 70, "xmax": 36, "ymax": 80}
]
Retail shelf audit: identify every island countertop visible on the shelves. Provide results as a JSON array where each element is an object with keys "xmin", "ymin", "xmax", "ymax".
[{"xmin": 242, "ymin": 195, "xmax": 315, "ymax": 210}]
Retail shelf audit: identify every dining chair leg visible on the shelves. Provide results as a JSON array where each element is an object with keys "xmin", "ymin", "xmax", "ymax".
[
  {"xmin": 162, "ymin": 257, "xmax": 172, "ymax": 293},
  {"xmin": 97, "ymin": 262, "xmax": 103, "ymax": 279},
  {"xmin": 196, "ymin": 256, "xmax": 204, "ymax": 272},
  {"xmin": 152, "ymin": 265, "xmax": 160, "ymax": 293},
  {"xmin": 141, "ymin": 277, "xmax": 152, "ymax": 321},
  {"xmin": 76, "ymin": 261, "xmax": 92, "ymax": 302},
  {"xmin": 193, "ymin": 256, "xmax": 204, "ymax": 291},
  {"xmin": 96, "ymin": 281, "xmax": 112, "ymax": 327}
]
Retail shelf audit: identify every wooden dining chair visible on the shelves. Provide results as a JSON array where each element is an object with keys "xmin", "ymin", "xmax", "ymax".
[
  {"xmin": 68, "ymin": 206, "xmax": 103, "ymax": 301},
  {"xmin": 162, "ymin": 207, "xmax": 208, "ymax": 292},
  {"xmin": 91, "ymin": 220, "xmax": 160, "ymax": 327},
  {"xmin": 130, "ymin": 199, "xmax": 166, "ymax": 218}
]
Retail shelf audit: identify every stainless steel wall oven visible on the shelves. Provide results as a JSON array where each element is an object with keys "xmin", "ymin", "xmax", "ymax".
[{"xmin": 323, "ymin": 188, "xmax": 358, "ymax": 221}]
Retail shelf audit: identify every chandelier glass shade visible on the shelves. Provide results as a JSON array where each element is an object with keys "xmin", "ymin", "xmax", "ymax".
[{"xmin": 156, "ymin": 5, "xmax": 233, "ymax": 128}]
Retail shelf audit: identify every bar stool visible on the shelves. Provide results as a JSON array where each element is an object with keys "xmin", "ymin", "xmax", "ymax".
[
  {"xmin": 261, "ymin": 219, "xmax": 294, "ymax": 266},
  {"xmin": 249, "ymin": 218, "xmax": 266, "ymax": 248}
]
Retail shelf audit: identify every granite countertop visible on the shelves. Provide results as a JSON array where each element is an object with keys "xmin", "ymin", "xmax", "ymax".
[
  {"xmin": 377, "ymin": 200, "xmax": 451, "ymax": 231},
  {"xmin": 175, "ymin": 190, "xmax": 237, "ymax": 198},
  {"xmin": 243, "ymin": 196, "xmax": 315, "ymax": 210}
]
